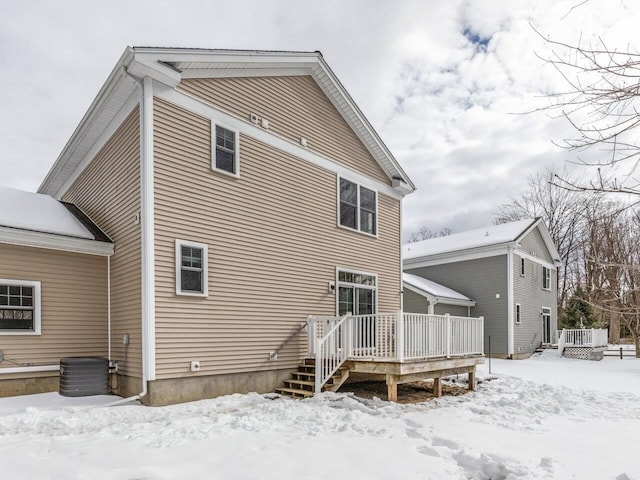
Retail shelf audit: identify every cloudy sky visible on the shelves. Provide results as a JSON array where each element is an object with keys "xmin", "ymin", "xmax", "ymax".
[{"xmin": 0, "ymin": 0, "xmax": 637, "ymax": 238}]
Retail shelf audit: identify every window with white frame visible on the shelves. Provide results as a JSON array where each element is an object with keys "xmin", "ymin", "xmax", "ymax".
[
  {"xmin": 520, "ymin": 257, "xmax": 525, "ymax": 276},
  {"xmin": 542, "ymin": 266, "xmax": 551, "ymax": 290},
  {"xmin": 175, "ymin": 240, "xmax": 208, "ymax": 296},
  {"xmin": 515, "ymin": 303, "xmax": 522, "ymax": 325},
  {"xmin": 212, "ymin": 123, "xmax": 239, "ymax": 176},
  {"xmin": 339, "ymin": 178, "xmax": 377, "ymax": 235},
  {"xmin": 0, "ymin": 280, "xmax": 41, "ymax": 334}
]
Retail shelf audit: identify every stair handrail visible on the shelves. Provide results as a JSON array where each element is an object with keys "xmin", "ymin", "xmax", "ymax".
[
  {"xmin": 558, "ymin": 329, "xmax": 566, "ymax": 356},
  {"xmin": 314, "ymin": 313, "xmax": 351, "ymax": 394},
  {"xmin": 272, "ymin": 318, "xmax": 311, "ymax": 360}
]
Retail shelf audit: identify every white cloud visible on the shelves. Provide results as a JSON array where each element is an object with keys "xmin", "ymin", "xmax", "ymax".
[{"xmin": 0, "ymin": 0, "xmax": 638, "ymax": 236}]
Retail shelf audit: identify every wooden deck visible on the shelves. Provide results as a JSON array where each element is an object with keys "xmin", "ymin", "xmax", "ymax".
[{"xmin": 344, "ymin": 355, "xmax": 484, "ymax": 401}]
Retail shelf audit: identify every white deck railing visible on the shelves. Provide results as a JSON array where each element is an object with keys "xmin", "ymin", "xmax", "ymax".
[
  {"xmin": 558, "ymin": 328, "xmax": 608, "ymax": 355},
  {"xmin": 308, "ymin": 312, "xmax": 484, "ymax": 392}
]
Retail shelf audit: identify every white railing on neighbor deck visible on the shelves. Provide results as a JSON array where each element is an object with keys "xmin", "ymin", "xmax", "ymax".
[
  {"xmin": 560, "ymin": 328, "xmax": 608, "ymax": 349},
  {"xmin": 309, "ymin": 312, "xmax": 484, "ymax": 393}
]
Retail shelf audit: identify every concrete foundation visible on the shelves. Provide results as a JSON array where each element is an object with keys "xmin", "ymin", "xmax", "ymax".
[
  {"xmin": 143, "ymin": 368, "xmax": 297, "ymax": 406},
  {"xmin": 0, "ymin": 374, "xmax": 59, "ymax": 397}
]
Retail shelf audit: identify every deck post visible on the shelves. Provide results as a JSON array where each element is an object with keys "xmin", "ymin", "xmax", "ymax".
[
  {"xmin": 468, "ymin": 367, "xmax": 476, "ymax": 391},
  {"xmin": 433, "ymin": 377, "xmax": 442, "ymax": 397},
  {"xmin": 396, "ymin": 310, "xmax": 404, "ymax": 362},
  {"xmin": 386, "ymin": 374, "xmax": 398, "ymax": 402},
  {"xmin": 445, "ymin": 314, "xmax": 451, "ymax": 358}
]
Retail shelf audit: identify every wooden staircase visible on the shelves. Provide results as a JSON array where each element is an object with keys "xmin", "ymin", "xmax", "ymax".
[{"xmin": 275, "ymin": 359, "xmax": 350, "ymax": 399}]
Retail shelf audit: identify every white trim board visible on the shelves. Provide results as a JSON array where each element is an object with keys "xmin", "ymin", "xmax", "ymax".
[
  {"xmin": 155, "ymin": 86, "xmax": 404, "ymax": 201},
  {"xmin": 513, "ymin": 249, "xmax": 557, "ymax": 270},
  {"xmin": 0, "ymin": 226, "xmax": 114, "ymax": 256},
  {"xmin": 0, "ymin": 365, "xmax": 59, "ymax": 375}
]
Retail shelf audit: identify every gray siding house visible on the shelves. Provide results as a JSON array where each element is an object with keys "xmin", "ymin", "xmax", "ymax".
[{"xmin": 403, "ymin": 218, "xmax": 561, "ymax": 359}]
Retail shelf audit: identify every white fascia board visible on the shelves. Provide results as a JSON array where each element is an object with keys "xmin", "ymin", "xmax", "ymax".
[
  {"xmin": 53, "ymin": 90, "xmax": 140, "ymax": 199},
  {"xmin": 137, "ymin": 49, "xmax": 321, "ymax": 65},
  {"xmin": 514, "ymin": 249, "xmax": 558, "ymax": 270},
  {"xmin": 311, "ymin": 59, "xmax": 415, "ymax": 193},
  {"xmin": 0, "ymin": 365, "xmax": 59, "ymax": 375},
  {"xmin": 403, "ymin": 244, "xmax": 511, "ymax": 270},
  {"xmin": 403, "ymin": 282, "xmax": 436, "ymax": 303},
  {"xmin": 39, "ymin": 48, "xmax": 136, "ymax": 195},
  {"xmin": 156, "ymin": 86, "xmax": 404, "ymax": 201},
  {"xmin": 403, "ymin": 282, "xmax": 476, "ymax": 307},
  {"xmin": 0, "ymin": 226, "xmax": 114, "ymax": 256},
  {"xmin": 127, "ymin": 58, "xmax": 181, "ymax": 87}
]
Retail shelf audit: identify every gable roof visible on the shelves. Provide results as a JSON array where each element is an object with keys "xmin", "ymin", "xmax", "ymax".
[
  {"xmin": 38, "ymin": 47, "xmax": 415, "ymax": 198},
  {"xmin": 403, "ymin": 218, "xmax": 561, "ymax": 266},
  {"xmin": 403, "ymin": 272, "xmax": 475, "ymax": 306},
  {"xmin": 0, "ymin": 186, "xmax": 113, "ymax": 255}
]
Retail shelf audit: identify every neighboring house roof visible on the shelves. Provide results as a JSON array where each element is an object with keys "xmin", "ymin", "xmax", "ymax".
[
  {"xmin": 403, "ymin": 272, "xmax": 475, "ymax": 307},
  {"xmin": 403, "ymin": 218, "xmax": 561, "ymax": 267},
  {"xmin": 0, "ymin": 186, "xmax": 113, "ymax": 255},
  {"xmin": 38, "ymin": 47, "xmax": 415, "ymax": 198}
]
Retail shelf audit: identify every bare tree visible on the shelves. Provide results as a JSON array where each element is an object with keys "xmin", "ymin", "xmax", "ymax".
[
  {"xmin": 495, "ymin": 167, "xmax": 594, "ymax": 314},
  {"xmin": 406, "ymin": 226, "xmax": 452, "ymax": 244},
  {"xmin": 535, "ymin": 28, "xmax": 640, "ymax": 196}
]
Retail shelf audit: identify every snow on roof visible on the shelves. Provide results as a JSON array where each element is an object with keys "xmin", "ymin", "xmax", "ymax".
[
  {"xmin": 0, "ymin": 186, "xmax": 94, "ymax": 239},
  {"xmin": 403, "ymin": 218, "xmax": 537, "ymax": 260},
  {"xmin": 402, "ymin": 272, "xmax": 473, "ymax": 302}
]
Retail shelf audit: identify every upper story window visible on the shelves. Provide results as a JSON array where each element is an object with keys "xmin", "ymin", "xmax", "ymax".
[
  {"xmin": 212, "ymin": 123, "xmax": 239, "ymax": 176},
  {"xmin": 0, "ymin": 280, "xmax": 41, "ymax": 335},
  {"xmin": 515, "ymin": 303, "xmax": 522, "ymax": 325},
  {"xmin": 339, "ymin": 178, "xmax": 377, "ymax": 235},
  {"xmin": 542, "ymin": 266, "xmax": 551, "ymax": 290},
  {"xmin": 175, "ymin": 240, "xmax": 208, "ymax": 297},
  {"xmin": 520, "ymin": 257, "xmax": 525, "ymax": 276}
]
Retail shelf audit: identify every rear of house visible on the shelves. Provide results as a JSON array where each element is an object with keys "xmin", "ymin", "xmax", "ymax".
[
  {"xmin": 2, "ymin": 48, "xmax": 415, "ymax": 405},
  {"xmin": 403, "ymin": 218, "xmax": 560, "ymax": 359}
]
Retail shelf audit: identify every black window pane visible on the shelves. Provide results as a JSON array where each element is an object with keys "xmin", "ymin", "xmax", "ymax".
[
  {"xmin": 0, "ymin": 285, "xmax": 7, "ymax": 295},
  {"xmin": 216, "ymin": 149, "xmax": 235, "ymax": 173},
  {"xmin": 181, "ymin": 247, "xmax": 202, "ymax": 268},
  {"xmin": 0, "ymin": 295, "xmax": 7, "ymax": 306},
  {"xmin": 22, "ymin": 286, "xmax": 33, "ymax": 297},
  {"xmin": 340, "ymin": 178, "xmax": 357, "ymax": 204},
  {"xmin": 22, "ymin": 297, "xmax": 33, "ymax": 307},
  {"xmin": 216, "ymin": 126, "xmax": 235, "ymax": 151},
  {"xmin": 181, "ymin": 270, "xmax": 203, "ymax": 293},
  {"xmin": 9, "ymin": 286, "xmax": 20, "ymax": 296},
  {"xmin": 9, "ymin": 297, "xmax": 20, "ymax": 306},
  {"xmin": 360, "ymin": 187, "xmax": 375, "ymax": 210},
  {"xmin": 340, "ymin": 203, "xmax": 357, "ymax": 229}
]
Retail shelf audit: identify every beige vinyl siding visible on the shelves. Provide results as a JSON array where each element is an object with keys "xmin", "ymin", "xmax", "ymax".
[
  {"xmin": 0, "ymin": 244, "xmax": 107, "ymax": 371},
  {"xmin": 153, "ymin": 98, "xmax": 401, "ymax": 379},
  {"xmin": 178, "ymin": 76, "xmax": 391, "ymax": 185},
  {"xmin": 62, "ymin": 107, "xmax": 142, "ymax": 380}
]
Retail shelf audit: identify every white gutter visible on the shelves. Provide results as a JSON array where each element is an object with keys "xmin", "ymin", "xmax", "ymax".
[{"xmin": 507, "ymin": 246, "xmax": 515, "ymax": 357}]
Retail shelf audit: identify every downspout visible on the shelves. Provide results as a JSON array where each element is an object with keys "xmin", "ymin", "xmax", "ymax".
[
  {"xmin": 507, "ymin": 247, "xmax": 514, "ymax": 357},
  {"xmin": 108, "ymin": 255, "xmax": 111, "ymax": 360},
  {"xmin": 102, "ymin": 73, "xmax": 154, "ymax": 407}
]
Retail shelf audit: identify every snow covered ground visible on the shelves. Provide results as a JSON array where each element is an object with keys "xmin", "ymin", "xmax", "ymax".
[{"xmin": 1, "ymin": 351, "xmax": 638, "ymax": 480}]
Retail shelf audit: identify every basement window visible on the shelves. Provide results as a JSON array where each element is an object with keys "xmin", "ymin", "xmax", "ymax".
[
  {"xmin": 0, "ymin": 280, "xmax": 41, "ymax": 335},
  {"xmin": 175, "ymin": 240, "xmax": 208, "ymax": 297}
]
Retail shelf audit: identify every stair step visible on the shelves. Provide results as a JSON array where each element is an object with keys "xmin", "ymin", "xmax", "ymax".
[
  {"xmin": 292, "ymin": 371, "xmax": 315, "ymax": 379},
  {"xmin": 284, "ymin": 379, "xmax": 315, "ymax": 388},
  {"xmin": 275, "ymin": 387, "xmax": 314, "ymax": 398}
]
